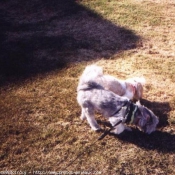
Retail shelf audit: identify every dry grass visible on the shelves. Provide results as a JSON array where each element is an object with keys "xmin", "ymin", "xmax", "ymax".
[{"xmin": 0, "ymin": 0, "xmax": 175, "ymax": 174}]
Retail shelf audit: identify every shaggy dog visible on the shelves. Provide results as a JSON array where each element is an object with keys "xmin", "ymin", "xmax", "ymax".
[
  {"xmin": 81, "ymin": 65, "xmax": 145, "ymax": 101},
  {"xmin": 77, "ymin": 78, "xmax": 159, "ymax": 134}
]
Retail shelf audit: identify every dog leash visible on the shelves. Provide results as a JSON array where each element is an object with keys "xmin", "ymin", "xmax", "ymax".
[
  {"xmin": 60, "ymin": 118, "xmax": 123, "ymax": 169},
  {"xmin": 63, "ymin": 138, "xmax": 99, "ymax": 169},
  {"xmin": 98, "ymin": 101, "xmax": 130, "ymax": 140},
  {"xmin": 63, "ymin": 103, "xmax": 141, "ymax": 170},
  {"xmin": 62, "ymin": 101, "xmax": 135, "ymax": 169},
  {"xmin": 63, "ymin": 119, "xmax": 123, "ymax": 169},
  {"xmin": 98, "ymin": 119, "xmax": 122, "ymax": 140},
  {"xmin": 98, "ymin": 101, "xmax": 138, "ymax": 140}
]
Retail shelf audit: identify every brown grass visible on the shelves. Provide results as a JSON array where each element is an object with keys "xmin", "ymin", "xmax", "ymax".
[{"xmin": 0, "ymin": 0, "xmax": 175, "ymax": 174}]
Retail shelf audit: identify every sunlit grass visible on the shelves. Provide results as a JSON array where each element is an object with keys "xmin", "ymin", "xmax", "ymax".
[
  {"xmin": 80, "ymin": 0, "xmax": 164, "ymax": 28},
  {"xmin": 0, "ymin": 0, "xmax": 175, "ymax": 174}
]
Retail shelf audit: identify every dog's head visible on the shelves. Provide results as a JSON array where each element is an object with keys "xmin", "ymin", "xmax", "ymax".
[
  {"xmin": 126, "ymin": 77, "xmax": 145, "ymax": 101},
  {"xmin": 135, "ymin": 101, "xmax": 159, "ymax": 134}
]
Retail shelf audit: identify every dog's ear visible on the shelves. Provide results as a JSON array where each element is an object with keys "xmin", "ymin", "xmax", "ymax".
[
  {"xmin": 136, "ymin": 83, "xmax": 143, "ymax": 99},
  {"xmin": 145, "ymin": 111, "xmax": 151, "ymax": 121},
  {"xmin": 140, "ymin": 107, "xmax": 153, "ymax": 124},
  {"xmin": 137, "ymin": 104, "xmax": 149, "ymax": 118},
  {"xmin": 136, "ymin": 107, "xmax": 147, "ymax": 127}
]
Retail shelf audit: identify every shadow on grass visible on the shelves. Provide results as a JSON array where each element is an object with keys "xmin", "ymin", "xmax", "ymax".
[
  {"xmin": 140, "ymin": 98, "xmax": 171, "ymax": 128},
  {"xmin": 98, "ymin": 121, "xmax": 175, "ymax": 153},
  {"xmin": 97, "ymin": 98, "xmax": 173, "ymax": 153},
  {"xmin": 111, "ymin": 129, "xmax": 175, "ymax": 153},
  {"xmin": 0, "ymin": 0, "xmax": 140, "ymax": 85}
]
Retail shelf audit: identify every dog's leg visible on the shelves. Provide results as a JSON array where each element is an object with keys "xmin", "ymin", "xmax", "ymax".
[
  {"xmin": 112, "ymin": 124, "xmax": 132, "ymax": 134},
  {"xmin": 112, "ymin": 123, "xmax": 125, "ymax": 134},
  {"xmin": 84, "ymin": 107, "xmax": 100, "ymax": 131},
  {"xmin": 109, "ymin": 117, "xmax": 124, "ymax": 134},
  {"xmin": 109, "ymin": 117, "xmax": 132, "ymax": 134},
  {"xmin": 124, "ymin": 125, "xmax": 132, "ymax": 132},
  {"xmin": 80, "ymin": 108, "xmax": 86, "ymax": 120}
]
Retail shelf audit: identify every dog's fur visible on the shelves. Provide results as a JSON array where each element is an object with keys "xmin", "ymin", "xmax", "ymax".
[
  {"xmin": 77, "ymin": 78, "xmax": 159, "ymax": 134},
  {"xmin": 81, "ymin": 65, "xmax": 145, "ymax": 101}
]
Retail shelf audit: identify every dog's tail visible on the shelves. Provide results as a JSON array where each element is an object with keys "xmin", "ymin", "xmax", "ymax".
[
  {"xmin": 77, "ymin": 65, "xmax": 104, "ymax": 91},
  {"xmin": 81, "ymin": 64, "xmax": 103, "ymax": 82},
  {"xmin": 77, "ymin": 81, "xmax": 104, "ymax": 91}
]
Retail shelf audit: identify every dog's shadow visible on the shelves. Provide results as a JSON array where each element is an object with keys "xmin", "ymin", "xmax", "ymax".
[
  {"xmin": 97, "ymin": 122, "xmax": 175, "ymax": 153},
  {"xmin": 140, "ymin": 98, "xmax": 171, "ymax": 128},
  {"xmin": 98, "ymin": 99, "xmax": 174, "ymax": 153},
  {"xmin": 110, "ymin": 129, "xmax": 175, "ymax": 153}
]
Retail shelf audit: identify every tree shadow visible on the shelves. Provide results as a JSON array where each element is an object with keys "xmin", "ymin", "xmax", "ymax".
[{"xmin": 0, "ymin": 0, "xmax": 140, "ymax": 85}]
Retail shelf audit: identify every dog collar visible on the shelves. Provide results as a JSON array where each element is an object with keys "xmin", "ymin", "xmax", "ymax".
[
  {"xmin": 110, "ymin": 101, "xmax": 128, "ymax": 117},
  {"xmin": 125, "ymin": 102, "xmax": 138, "ymax": 124},
  {"xmin": 130, "ymin": 105, "xmax": 138, "ymax": 124}
]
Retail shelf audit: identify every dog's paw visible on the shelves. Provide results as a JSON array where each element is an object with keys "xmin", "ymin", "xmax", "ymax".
[
  {"xmin": 111, "ymin": 123, "xmax": 125, "ymax": 134},
  {"xmin": 111, "ymin": 129, "xmax": 122, "ymax": 135},
  {"xmin": 91, "ymin": 126, "xmax": 101, "ymax": 131},
  {"xmin": 80, "ymin": 115, "xmax": 86, "ymax": 120},
  {"xmin": 112, "ymin": 126, "xmax": 132, "ymax": 134},
  {"xmin": 90, "ymin": 124, "xmax": 101, "ymax": 131},
  {"xmin": 125, "ymin": 126, "xmax": 132, "ymax": 132}
]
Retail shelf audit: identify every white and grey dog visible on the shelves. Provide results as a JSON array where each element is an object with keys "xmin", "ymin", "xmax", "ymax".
[
  {"xmin": 77, "ymin": 78, "xmax": 159, "ymax": 134},
  {"xmin": 81, "ymin": 65, "xmax": 145, "ymax": 101}
]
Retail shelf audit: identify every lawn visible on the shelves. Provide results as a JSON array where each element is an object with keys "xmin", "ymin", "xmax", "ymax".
[{"xmin": 0, "ymin": 0, "xmax": 175, "ymax": 174}]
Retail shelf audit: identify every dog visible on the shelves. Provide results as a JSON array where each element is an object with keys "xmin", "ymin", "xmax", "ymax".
[
  {"xmin": 77, "ymin": 80, "xmax": 159, "ymax": 134},
  {"xmin": 81, "ymin": 65, "xmax": 145, "ymax": 101}
]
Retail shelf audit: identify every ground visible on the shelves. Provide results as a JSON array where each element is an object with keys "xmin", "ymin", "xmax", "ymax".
[{"xmin": 0, "ymin": 0, "xmax": 175, "ymax": 174}]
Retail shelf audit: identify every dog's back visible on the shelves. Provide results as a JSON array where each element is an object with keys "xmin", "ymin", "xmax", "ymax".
[
  {"xmin": 77, "ymin": 81, "xmax": 104, "ymax": 91},
  {"xmin": 78, "ymin": 65, "xmax": 145, "ymax": 101}
]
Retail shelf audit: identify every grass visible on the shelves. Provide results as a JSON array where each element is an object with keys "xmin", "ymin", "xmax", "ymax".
[{"xmin": 0, "ymin": 0, "xmax": 175, "ymax": 174}]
